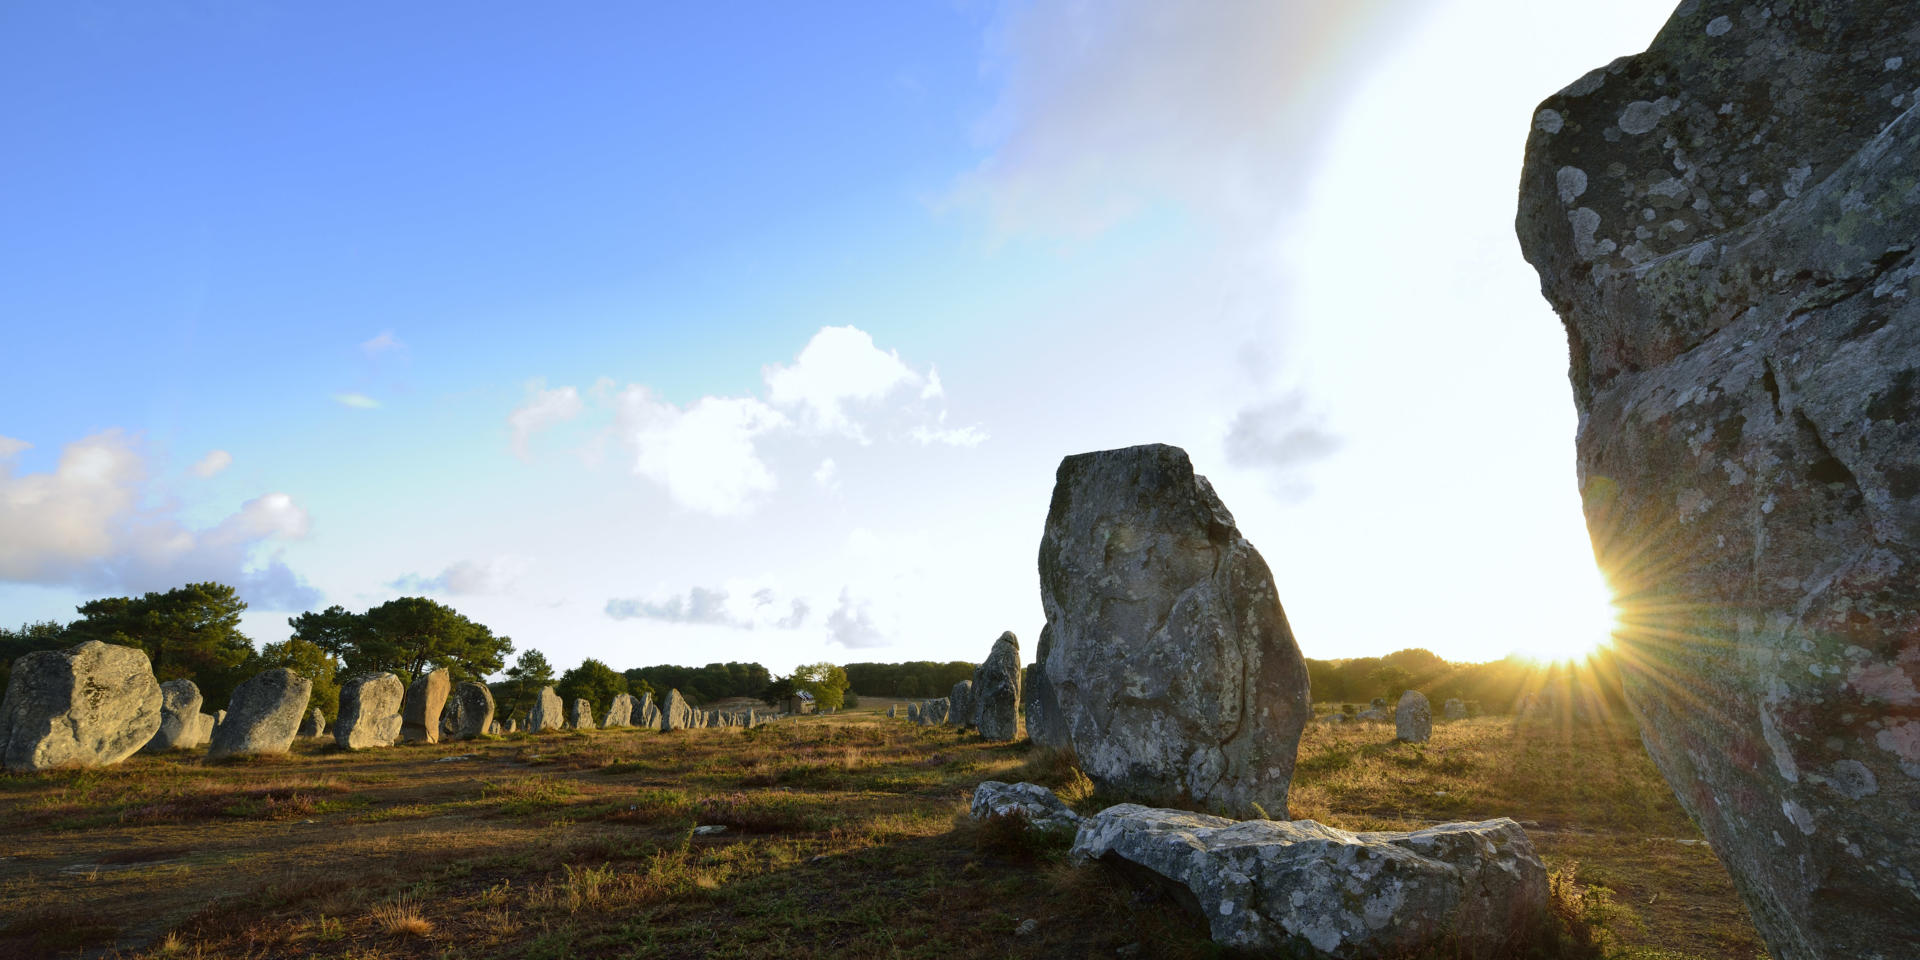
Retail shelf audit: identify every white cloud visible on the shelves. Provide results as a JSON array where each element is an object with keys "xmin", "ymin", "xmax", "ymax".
[
  {"xmin": 191, "ymin": 449, "xmax": 233, "ymax": 478},
  {"xmin": 392, "ymin": 555, "xmax": 529, "ymax": 596},
  {"xmin": 0, "ymin": 435, "xmax": 29, "ymax": 460},
  {"xmin": 514, "ymin": 326, "xmax": 984, "ymax": 515},
  {"xmin": 606, "ymin": 582, "xmax": 809, "ymax": 630},
  {"xmin": 507, "ymin": 381, "xmax": 585, "ymax": 460},
  {"xmin": 764, "ymin": 326, "xmax": 921, "ymax": 440},
  {"xmin": 909, "ymin": 423, "xmax": 989, "ymax": 448},
  {"xmin": 333, "ymin": 392, "xmax": 380, "ymax": 409},
  {"xmin": 0, "ymin": 430, "xmax": 320, "ymax": 609},
  {"xmin": 825, "ymin": 588, "xmax": 889, "ymax": 649},
  {"xmin": 614, "ymin": 387, "xmax": 788, "ymax": 516}
]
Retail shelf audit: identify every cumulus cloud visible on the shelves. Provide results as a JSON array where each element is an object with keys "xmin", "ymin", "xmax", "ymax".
[
  {"xmin": 606, "ymin": 583, "xmax": 810, "ymax": 630},
  {"xmin": 508, "ymin": 381, "xmax": 585, "ymax": 460},
  {"xmin": 391, "ymin": 556, "xmax": 529, "ymax": 596},
  {"xmin": 191, "ymin": 449, "xmax": 233, "ymax": 478},
  {"xmin": 763, "ymin": 326, "xmax": 920, "ymax": 440},
  {"xmin": 333, "ymin": 392, "xmax": 380, "ymax": 409},
  {"xmin": 613, "ymin": 387, "xmax": 789, "ymax": 516},
  {"xmin": 0, "ymin": 430, "xmax": 321, "ymax": 609},
  {"xmin": 826, "ymin": 588, "xmax": 889, "ymax": 649},
  {"xmin": 513, "ymin": 326, "xmax": 987, "ymax": 515}
]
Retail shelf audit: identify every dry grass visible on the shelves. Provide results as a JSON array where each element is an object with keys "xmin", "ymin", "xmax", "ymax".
[{"xmin": 0, "ymin": 706, "xmax": 1764, "ymax": 959}]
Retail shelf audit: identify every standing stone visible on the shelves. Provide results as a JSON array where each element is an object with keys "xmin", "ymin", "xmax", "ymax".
[
  {"xmin": 604, "ymin": 692, "xmax": 634, "ymax": 727},
  {"xmin": 638, "ymin": 693, "xmax": 661, "ymax": 730},
  {"xmin": 916, "ymin": 697, "xmax": 950, "ymax": 726},
  {"xmin": 950, "ymin": 680, "xmax": 974, "ymax": 729},
  {"xmin": 661, "ymin": 689, "xmax": 693, "ymax": 731},
  {"xmin": 215, "ymin": 709, "xmax": 226, "ymax": 726},
  {"xmin": 1443, "ymin": 698, "xmax": 1467, "ymax": 721},
  {"xmin": 1025, "ymin": 625, "xmax": 1068, "ymax": 749},
  {"xmin": 208, "ymin": 669, "xmax": 311, "ymax": 760},
  {"xmin": 142, "ymin": 678, "xmax": 206, "ymax": 753},
  {"xmin": 907, "ymin": 703, "xmax": 921, "ymax": 723},
  {"xmin": 298, "ymin": 707, "xmax": 325, "ymax": 738},
  {"xmin": 1035, "ymin": 444, "xmax": 1311, "ymax": 816},
  {"xmin": 335, "ymin": 673, "xmax": 405, "ymax": 750},
  {"xmin": 400, "ymin": 668, "xmax": 450, "ymax": 744},
  {"xmin": 527, "ymin": 686, "xmax": 564, "ymax": 733},
  {"xmin": 189, "ymin": 712, "xmax": 215, "ymax": 747},
  {"xmin": 0, "ymin": 641, "xmax": 163, "ymax": 772},
  {"xmin": 1395, "ymin": 691, "xmax": 1432, "ymax": 744},
  {"xmin": 446, "ymin": 681, "xmax": 494, "ymax": 740},
  {"xmin": 503, "ymin": 718, "xmax": 517, "ymax": 734},
  {"xmin": 1516, "ymin": 6, "xmax": 1920, "ymax": 955},
  {"xmin": 973, "ymin": 631, "xmax": 1023, "ymax": 742},
  {"xmin": 887, "ymin": 703, "xmax": 897, "ymax": 719},
  {"xmin": 568, "ymin": 697, "xmax": 595, "ymax": 730}
]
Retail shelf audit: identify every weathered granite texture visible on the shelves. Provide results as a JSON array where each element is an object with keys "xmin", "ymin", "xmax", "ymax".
[
  {"xmin": 401, "ymin": 668, "xmax": 450, "ymax": 744},
  {"xmin": 972, "ymin": 631, "xmax": 1023, "ymax": 741},
  {"xmin": 143, "ymin": 678, "xmax": 206, "ymax": 753},
  {"xmin": 335, "ymin": 673, "xmax": 404, "ymax": 750},
  {"xmin": 1, "ymin": 641, "xmax": 162, "ymax": 771},
  {"xmin": 1071, "ymin": 805, "xmax": 1547, "ymax": 958},
  {"xmin": 1396, "ymin": 690, "xmax": 1432, "ymax": 743},
  {"xmin": 1517, "ymin": 3, "xmax": 1920, "ymax": 956},
  {"xmin": 208, "ymin": 668, "xmax": 310, "ymax": 759},
  {"xmin": 970, "ymin": 781, "xmax": 1081, "ymax": 836},
  {"xmin": 1035, "ymin": 444, "xmax": 1311, "ymax": 816},
  {"xmin": 528, "ymin": 686, "xmax": 565, "ymax": 733},
  {"xmin": 447, "ymin": 681, "xmax": 494, "ymax": 740}
]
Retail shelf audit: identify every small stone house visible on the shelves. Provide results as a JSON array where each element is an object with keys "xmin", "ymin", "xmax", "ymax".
[{"xmin": 786, "ymin": 690, "xmax": 815, "ymax": 715}]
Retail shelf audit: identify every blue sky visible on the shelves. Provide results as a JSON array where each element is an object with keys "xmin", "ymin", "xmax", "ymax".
[{"xmin": 1, "ymin": 1, "xmax": 1682, "ymax": 674}]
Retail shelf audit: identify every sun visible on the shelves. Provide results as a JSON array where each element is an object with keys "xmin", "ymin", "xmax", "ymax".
[{"xmin": 1511, "ymin": 566, "xmax": 1622, "ymax": 665}]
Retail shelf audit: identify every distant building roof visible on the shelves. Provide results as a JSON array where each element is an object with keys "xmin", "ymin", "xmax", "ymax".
[{"xmin": 792, "ymin": 690, "xmax": 814, "ymax": 701}]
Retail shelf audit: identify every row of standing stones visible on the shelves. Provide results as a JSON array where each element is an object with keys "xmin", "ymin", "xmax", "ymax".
[
  {"xmin": 0, "ymin": 640, "xmax": 768, "ymax": 768},
  {"xmin": 886, "ymin": 629, "xmax": 1025, "ymax": 740}
]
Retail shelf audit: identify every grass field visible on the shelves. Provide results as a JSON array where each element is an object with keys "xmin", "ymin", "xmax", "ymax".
[{"xmin": 0, "ymin": 701, "xmax": 1766, "ymax": 959}]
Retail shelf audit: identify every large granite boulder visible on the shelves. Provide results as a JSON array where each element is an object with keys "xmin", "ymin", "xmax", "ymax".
[
  {"xmin": 604, "ymin": 692, "xmax": 634, "ymax": 727},
  {"xmin": 298, "ymin": 707, "xmax": 326, "ymax": 738},
  {"xmin": 1515, "ymin": 4, "xmax": 1920, "ymax": 956},
  {"xmin": 1035, "ymin": 444, "xmax": 1311, "ymax": 816},
  {"xmin": 1395, "ymin": 691, "xmax": 1432, "ymax": 743},
  {"xmin": 569, "ymin": 697, "xmax": 595, "ymax": 730},
  {"xmin": 970, "ymin": 781, "xmax": 1081, "ymax": 837},
  {"xmin": 527, "ymin": 686, "xmax": 564, "ymax": 733},
  {"xmin": 973, "ymin": 631, "xmax": 1023, "ymax": 741},
  {"xmin": 661, "ymin": 689, "xmax": 693, "ymax": 731},
  {"xmin": 916, "ymin": 697, "xmax": 950, "ymax": 726},
  {"xmin": 189, "ymin": 712, "xmax": 215, "ymax": 747},
  {"xmin": 400, "ymin": 668, "xmax": 450, "ymax": 744},
  {"xmin": 1444, "ymin": 698, "xmax": 1468, "ymax": 721},
  {"xmin": 949, "ymin": 679, "xmax": 973, "ymax": 728},
  {"xmin": 335, "ymin": 673, "xmax": 404, "ymax": 750},
  {"xmin": 142, "ymin": 678, "xmax": 206, "ymax": 753},
  {"xmin": 1072, "ymin": 805, "xmax": 1547, "ymax": 958},
  {"xmin": 208, "ymin": 668, "xmax": 311, "ymax": 759},
  {"xmin": 1, "ymin": 641, "xmax": 162, "ymax": 771},
  {"xmin": 886, "ymin": 703, "xmax": 897, "ymax": 719},
  {"xmin": 446, "ymin": 681, "xmax": 494, "ymax": 740},
  {"xmin": 636, "ymin": 692, "xmax": 660, "ymax": 730}
]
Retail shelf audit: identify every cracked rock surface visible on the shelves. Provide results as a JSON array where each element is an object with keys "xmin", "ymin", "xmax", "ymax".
[
  {"xmin": 1517, "ymin": 2, "xmax": 1920, "ymax": 957},
  {"xmin": 1034, "ymin": 443, "xmax": 1310, "ymax": 817},
  {"xmin": 1070, "ymin": 805, "xmax": 1547, "ymax": 959}
]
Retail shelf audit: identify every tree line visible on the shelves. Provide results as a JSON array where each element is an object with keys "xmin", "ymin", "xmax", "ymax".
[{"xmin": 841, "ymin": 661, "xmax": 978, "ymax": 699}]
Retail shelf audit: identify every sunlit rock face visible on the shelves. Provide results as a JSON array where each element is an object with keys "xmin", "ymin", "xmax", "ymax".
[
  {"xmin": 1516, "ymin": 3, "xmax": 1920, "ymax": 956},
  {"xmin": 1036, "ymin": 443, "xmax": 1310, "ymax": 817}
]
